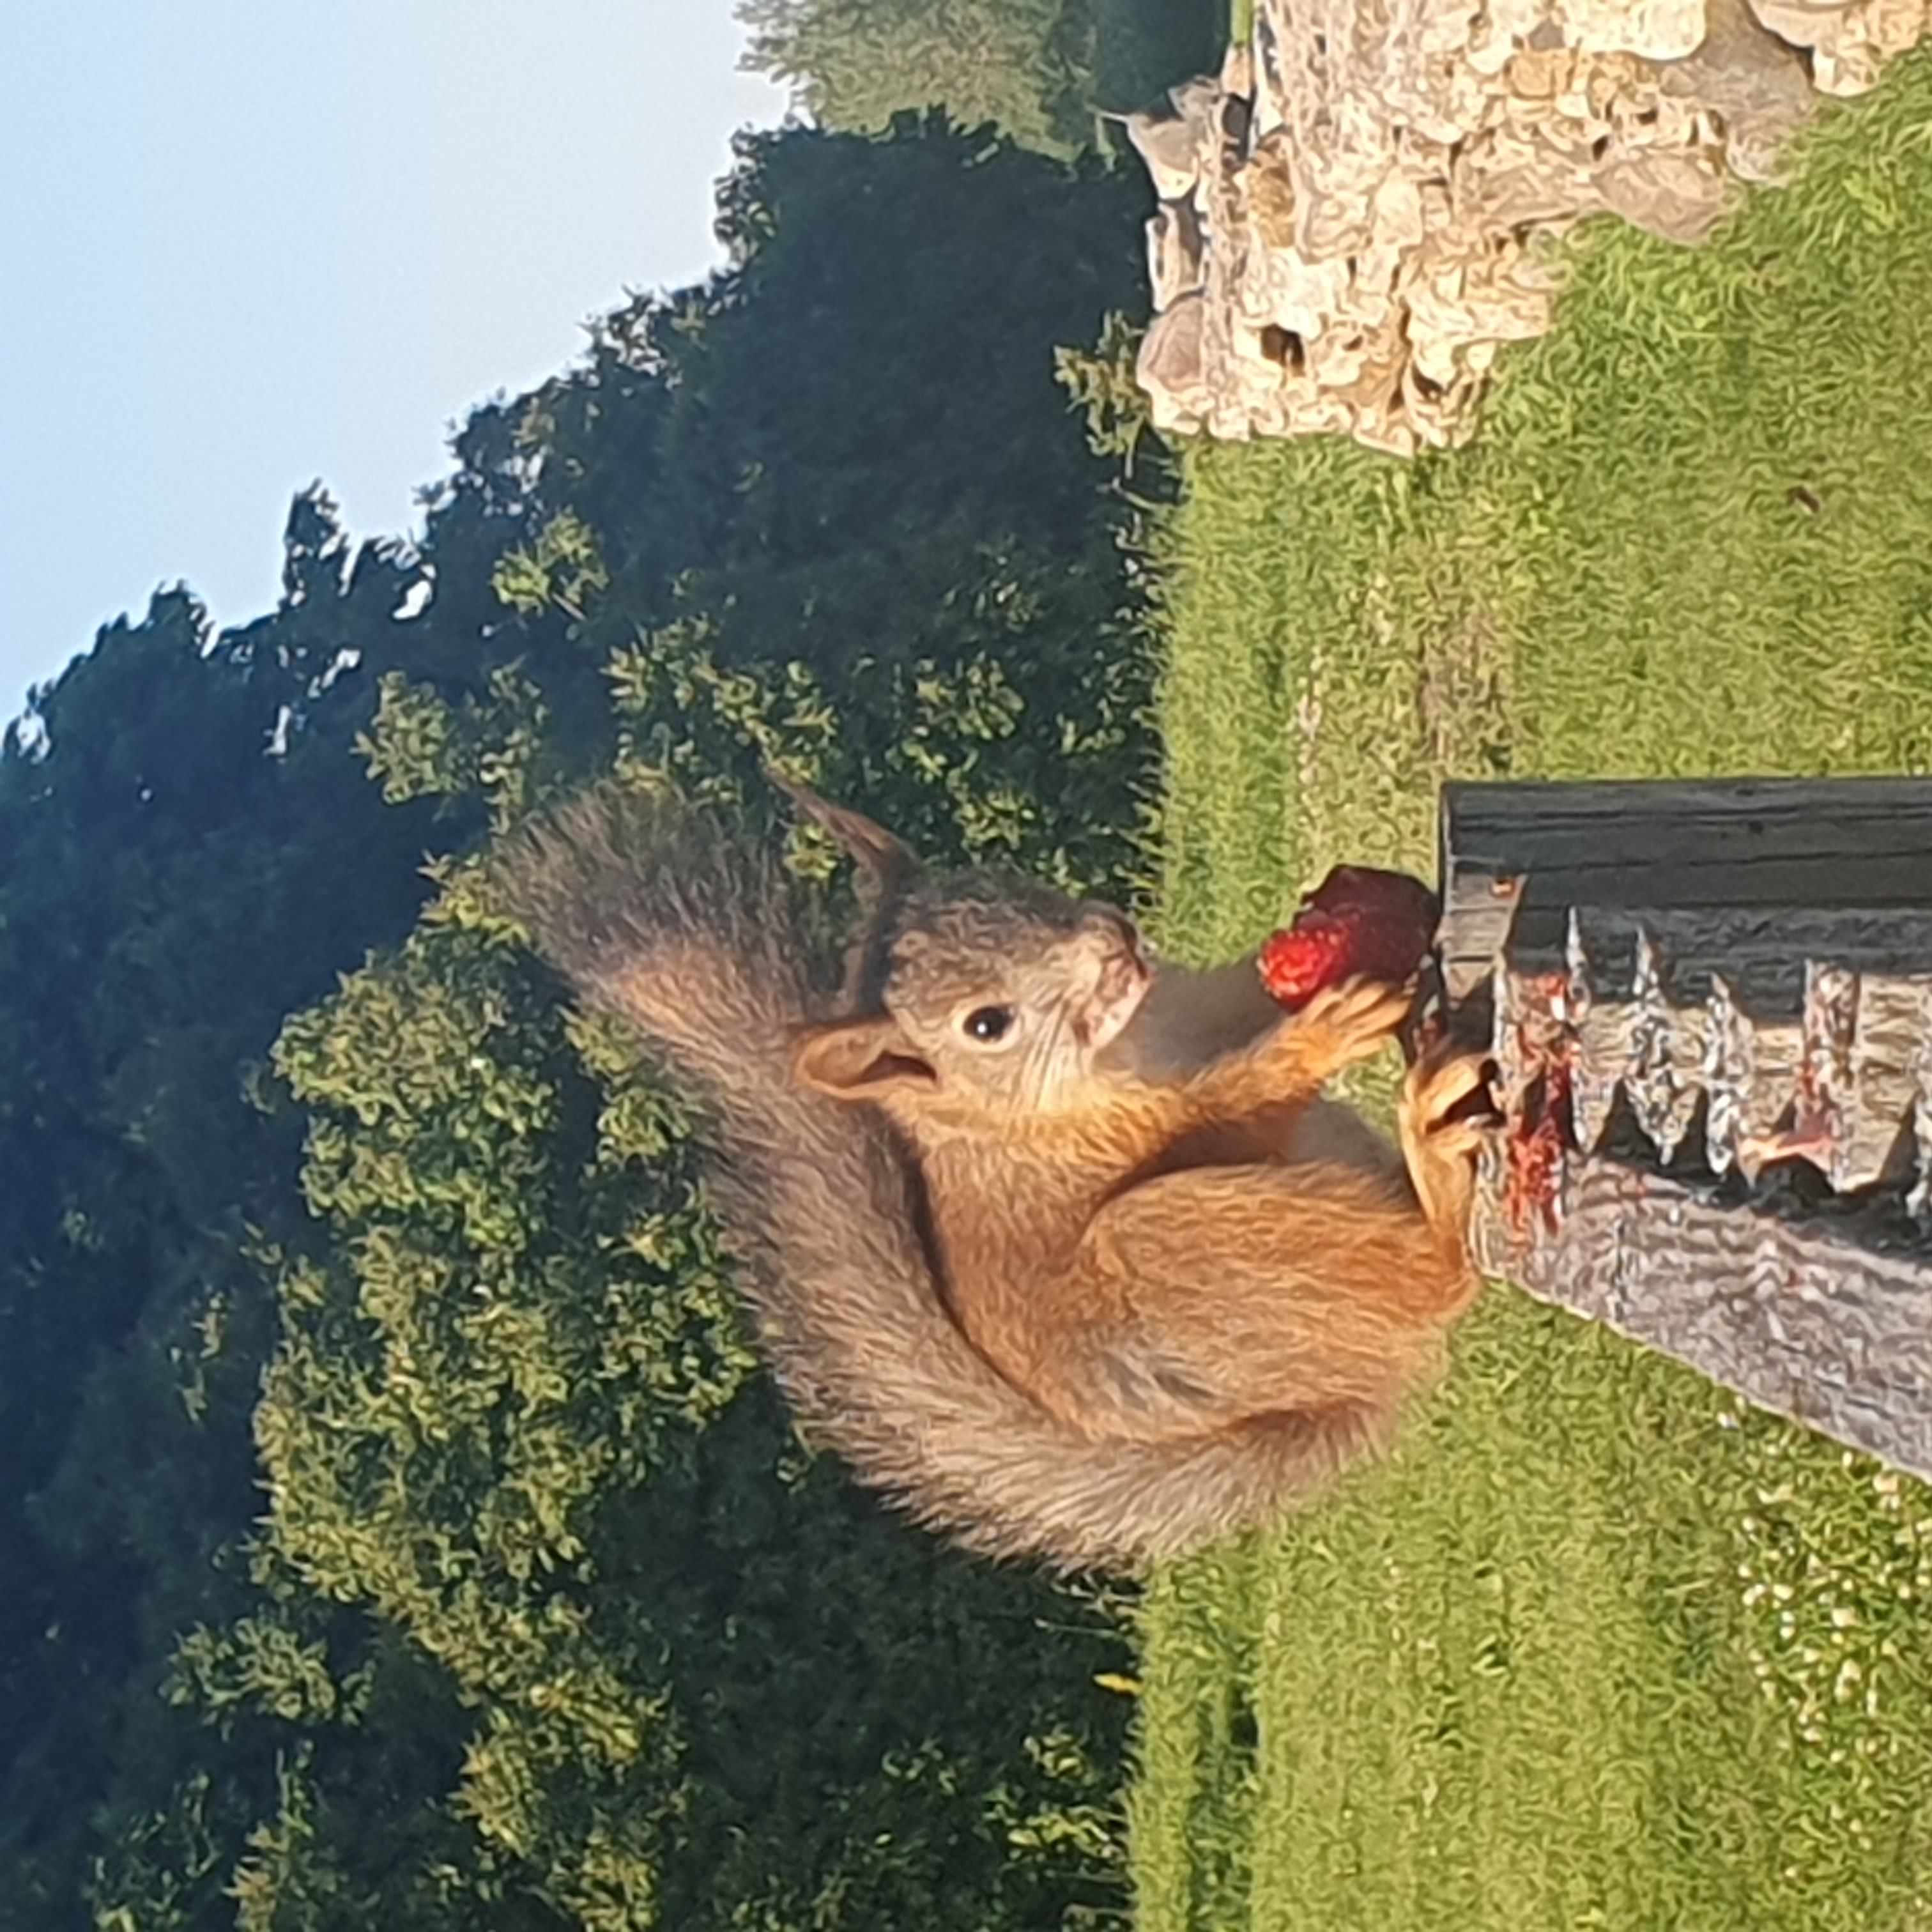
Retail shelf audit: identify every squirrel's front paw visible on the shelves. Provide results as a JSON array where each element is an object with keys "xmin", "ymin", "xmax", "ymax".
[
  {"xmin": 1401, "ymin": 1048, "xmax": 1499, "ymax": 1154},
  {"xmin": 1293, "ymin": 975, "xmax": 1414, "ymax": 1073}
]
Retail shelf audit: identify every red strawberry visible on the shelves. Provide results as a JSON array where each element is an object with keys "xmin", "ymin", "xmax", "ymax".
[
  {"xmin": 1256, "ymin": 865, "xmax": 1439, "ymax": 1010},
  {"xmin": 1256, "ymin": 916, "xmax": 1356, "ymax": 1006}
]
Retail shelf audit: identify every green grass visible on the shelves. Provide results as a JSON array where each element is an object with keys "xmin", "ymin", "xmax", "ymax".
[{"xmin": 1133, "ymin": 45, "xmax": 1932, "ymax": 1932}]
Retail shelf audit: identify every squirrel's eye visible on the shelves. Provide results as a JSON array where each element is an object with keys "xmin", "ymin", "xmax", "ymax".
[{"xmin": 962, "ymin": 1005, "xmax": 1015, "ymax": 1045}]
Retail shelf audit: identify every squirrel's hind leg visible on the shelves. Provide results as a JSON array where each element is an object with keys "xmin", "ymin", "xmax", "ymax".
[{"xmin": 1025, "ymin": 1162, "xmax": 1472, "ymax": 1442}]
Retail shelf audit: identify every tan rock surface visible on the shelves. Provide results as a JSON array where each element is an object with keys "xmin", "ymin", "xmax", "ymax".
[{"xmin": 1131, "ymin": 0, "xmax": 1928, "ymax": 452}]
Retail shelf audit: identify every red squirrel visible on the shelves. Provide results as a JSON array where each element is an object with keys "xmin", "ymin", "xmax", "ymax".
[{"xmin": 505, "ymin": 783, "xmax": 1487, "ymax": 1570}]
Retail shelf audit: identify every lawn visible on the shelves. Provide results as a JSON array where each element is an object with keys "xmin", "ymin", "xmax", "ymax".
[{"xmin": 1132, "ymin": 45, "xmax": 1932, "ymax": 1931}]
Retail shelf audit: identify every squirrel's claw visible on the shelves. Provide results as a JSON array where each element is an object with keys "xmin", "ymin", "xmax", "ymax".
[{"xmin": 1402, "ymin": 1048, "xmax": 1501, "ymax": 1141}]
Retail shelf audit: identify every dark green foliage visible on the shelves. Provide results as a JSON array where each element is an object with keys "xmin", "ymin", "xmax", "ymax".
[
  {"xmin": 3, "ymin": 118, "xmax": 1154, "ymax": 1929},
  {"xmin": 0, "ymin": 527, "xmax": 456, "ymax": 1922},
  {"xmin": 491, "ymin": 119, "xmax": 1162, "ymax": 887},
  {"xmin": 737, "ymin": 0, "xmax": 1230, "ymax": 153},
  {"xmin": 610, "ymin": 1390, "xmax": 1130, "ymax": 1930},
  {"xmin": 1083, "ymin": 0, "xmax": 1229, "ymax": 116}
]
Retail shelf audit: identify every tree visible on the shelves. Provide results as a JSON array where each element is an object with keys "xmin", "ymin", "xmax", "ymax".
[
  {"xmin": 740, "ymin": 0, "xmax": 1092, "ymax": 155},
  {"xmin": 511, "ymin": 119, "xmax": 1162, "ymax": 883},
  {"xmin": 10, "ymin": 118, "xmax": 1159, "ymax": 1930},
  {"xmin": 737, "ymin": 0, "xmax": 1234, "ymax": 153},
  {"xmin": 0, "ymin": 495, "xmax": 505, "ymax": 1928}
]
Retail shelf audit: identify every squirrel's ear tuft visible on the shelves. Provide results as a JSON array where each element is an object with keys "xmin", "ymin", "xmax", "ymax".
[
  {"xmin": 790, "ymin": 1018, "xmax": 936, "ymax": 1101},
  {"xmin": 768, "ymin": 769, "xmax": 921, "ymax": 896}
]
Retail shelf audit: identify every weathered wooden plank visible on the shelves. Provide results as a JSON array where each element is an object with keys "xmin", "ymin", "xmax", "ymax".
[
  {"xmin": 1438, "ymin": 776, "xmax": 1932, "ymax": 1001},
  {"xmin": 1472, "ymin": 1159, "xmax": 1932, "ymax": 1482},
  {"xmin": 1440, "ymin": 776, "xmax": 1932, "ymax": 1481},
  {"xmin": 1442, "ymin": 775, "xmax": 1932, "ymax": 877}
]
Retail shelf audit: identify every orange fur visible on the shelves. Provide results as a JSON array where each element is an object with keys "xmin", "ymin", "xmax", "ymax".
[{"xmin": 852, "ymin": 975, "xmax": 1481, "ymax": 1444}]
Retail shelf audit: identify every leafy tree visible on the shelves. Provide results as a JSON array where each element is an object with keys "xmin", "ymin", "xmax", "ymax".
[
  {"xmin": 9, "ymin": 117, "xmax": 1159, "ymax": 1930},
  {"xmin": 0, "ymin": 493, "xmax": 532, "ymax": 1929},
  {"xmin": 737, "ymin": 0, "xmax": 1233, "ymax": 152},
  {"xmin": 130, "ymin": 844, "xmax": 1130, "ymax": 1927},
  {"xmin": 509, "ymin": 119, "xmax": 1162, "ymax": 883},
  {"xmin": 740, "ymin": 0, "xmax": 1093, "ymax": 155}
]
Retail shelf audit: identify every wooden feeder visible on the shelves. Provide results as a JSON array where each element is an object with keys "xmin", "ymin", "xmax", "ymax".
[{"xmin": 1438, "ymin": 778, "xmax": 1932, "ymax": 1476}]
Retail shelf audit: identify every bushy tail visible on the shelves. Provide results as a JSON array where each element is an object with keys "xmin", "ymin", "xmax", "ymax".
[{"xmin": 502, "ymin": 790, "xmax": 1395, "ymax": 1572}]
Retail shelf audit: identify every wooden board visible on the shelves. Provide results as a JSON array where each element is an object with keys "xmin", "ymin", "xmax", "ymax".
[
  {"xmin": 1439, "ymin": 777, "xmax": 1932, "ymax": 1477},
  {"xmin": 1439, "ymin": 776, "xmax": 1932, "ymax": 1001},
  {"xmin": 1472, "ymin": 1159, "xmax": 1932, "ymax": 1482}
]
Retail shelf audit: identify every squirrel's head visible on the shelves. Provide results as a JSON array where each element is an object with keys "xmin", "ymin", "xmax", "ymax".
[{"xmin": 788, "ymin": 870, "xmax": 1151, "ymax": 1127}]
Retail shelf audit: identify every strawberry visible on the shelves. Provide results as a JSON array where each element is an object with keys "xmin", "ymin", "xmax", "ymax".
[
  {"xmin": 1256, "ymin": 865, "xmax": 1439, "ymax": 1009},
  {"xmin": 1256, "ymin": 916, "xmax": 1356, "ymax": 1006}
]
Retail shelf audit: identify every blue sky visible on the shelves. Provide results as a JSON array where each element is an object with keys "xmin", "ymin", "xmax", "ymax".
[{"xmin": 1, "ymin": 0, "xmax": 788, "ymax": 727}]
